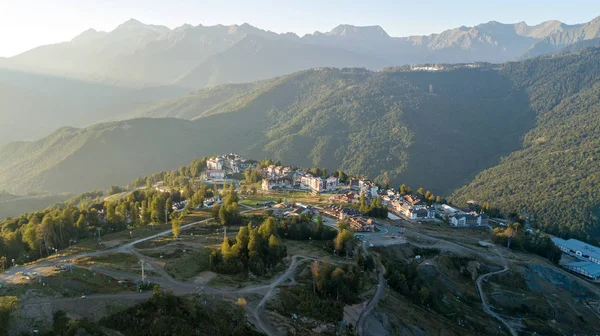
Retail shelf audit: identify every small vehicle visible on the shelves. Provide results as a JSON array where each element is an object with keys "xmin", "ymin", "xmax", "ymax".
[
  {"xmin": 81, "ymin": 295, "xmax": 87, "ymax": 299},
  {"xmin": 369, "ymin": 243, "xmax": 374, "ymax": 247}
]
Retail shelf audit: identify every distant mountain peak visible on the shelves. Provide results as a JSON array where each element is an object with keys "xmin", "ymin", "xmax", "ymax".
[
  {"xmin": 327, "ymin": 24, "xmax": 390, "ymax": 39},
  {"xmin": 117, "ymin": 18, "xmax": 146, "ymax": 29},
  {"xmin": 71, "ymin": 28, "xmax": 107, "ymax": 43}
]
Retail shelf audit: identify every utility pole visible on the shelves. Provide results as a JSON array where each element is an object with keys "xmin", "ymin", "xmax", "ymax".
[
  {"xmin": 165, "ymin": 208, "xmax": 168, "ymax": 224},
  {"xmin": 139, "ymin": 260, "xmax": 146, "ymax": 283}
]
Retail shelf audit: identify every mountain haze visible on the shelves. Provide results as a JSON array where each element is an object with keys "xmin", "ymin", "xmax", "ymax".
[
  {"xmin": 0, "ymin": 68, "xmax": 187, "ymax": 144},
  {"xmin": 3, "ymin": 16, "xmax": 600, "ymax": 89}
]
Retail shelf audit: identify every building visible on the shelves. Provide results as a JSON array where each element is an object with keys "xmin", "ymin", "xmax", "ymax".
[
  {"xmin": 230, "ymin": 158, "xmax": 250, "ymax": 173},
  {"xmin": 563, "ymin": 261, "xmax": 600, "ymax": 280},
  {"xmin": 262, "ymin": 176, "xmax": 294, "ymax": 190},
  {"xmin": 328, "ymin": 191, "xmax": 360, "ymax": 204},
  {"xmin": 348, "ymin": 217, "xmax": 376, "ymax": 232},
  {"xmin": 207, "ymin": 153, "xmax": 250, "ymax": 173},
  {"xmin": 207, "ymin": 157, "xmax": 225, "ymax": 170},
  {"xmin": 551, "ymin": 238, "xmax": 600, "ymax": 265},
  {"xmin": 205, "ymin": 170, "xmax": 226, "ymax": 179},
  {"xmin": 300, "ymin": 175, "xmax": 339, "ymax": 193},
  {"xmin": 449, "ymin": 213, "xmax": 488, "ymax": 227},
  {"xmin": 320, "ymin": 205, "xmax": 361, "ymax": 221},
  {"xmin": 359, "ymin": 179, "xmax": 379, "ymax": 198},
  {"xmin": 391, "ymin": 195, "xmax": 435, "ymax": 220}
]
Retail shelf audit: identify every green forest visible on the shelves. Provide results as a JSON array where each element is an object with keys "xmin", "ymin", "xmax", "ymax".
[
  {"xmin": 2, "ymin": 48, "xmax": 600, "ymax": 243},
  {"xmin": 452, "ymin": 48, "xmax": 600, "ymax": 243}
]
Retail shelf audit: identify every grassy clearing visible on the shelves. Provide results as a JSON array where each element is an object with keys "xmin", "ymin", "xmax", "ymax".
[
  {"xmin": 57, "ymin": 210, "xmax": 211, "ymax": 257},
  {"xmin": 51, "ymin": 268, "xmax": 134, "ymax": 296},
  {"xmin": 239, "ymin": 195, "xmax": 281, "ymax": 206},
  {"xmin": 180, "ymin": 209, "xmax": 213, "ymax": 222},
  {"xmin": 164, "ymin": 247, "xmax": 212, "ymax": 280},
  {"xmin": 75, "ymin": 253, "xmax": 142, "ymax": 274},
  {"xmin": 1, "ymin": 268, "xmax": 133, "ymax": 298}
]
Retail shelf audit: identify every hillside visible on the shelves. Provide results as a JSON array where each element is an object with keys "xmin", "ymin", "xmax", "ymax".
[
  {"xmin": 521, "ymin": 17, "xmax": 600, "ymax": 59},
  {"xmin": 0, "ymin": 68, "xmax": 188, "ymax": 144},
  {"xmin": 175, "ymin": 35, "xmax": 385, "ymax": 88},
  {"xmin": 451, "ymin": 49, "xmax": 600, "ymax": 242},
  {"xmin": 1, "ymin": 65, "xmax": 534, "ymax": 196},
  {"xmin": 4, "ymin": 49, "xmax": 600, "ymax": 242}
]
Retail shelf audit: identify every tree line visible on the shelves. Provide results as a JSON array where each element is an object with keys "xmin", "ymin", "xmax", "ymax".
[{"xmin": 209, "ymin": 217, "xmax": 286, "ymax": 276}]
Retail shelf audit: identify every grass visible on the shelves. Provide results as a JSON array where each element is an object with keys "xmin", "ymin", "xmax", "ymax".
[
  {"xmin": 239, "ymin": 195, "xmax": 281, "ymax": 206},
  {"xmin": 55, "ymin": 209, "xmax": 212, "ymax": 257},
  {"xmin": 2, "ymin": 268, "xmax": 133, "ymax": 298},
  {"xmin": 50, "ymin": 268, "xmax": 133, "ymax": 296},
  {"xmin": 75, "ymin": 253, "xmax": 142, "ymax": 274},
  {"xmin": 164, "ymin": 247, "xmax": 212, "ymax": 280}
]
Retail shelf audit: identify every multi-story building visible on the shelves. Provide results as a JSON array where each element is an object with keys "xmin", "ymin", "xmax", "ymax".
[
  {"xmin": 262, "ymin": 176, "xmax": 294, "ymax": 190},
  {"xmin": 300, "ymin": 175, "xmax": 339, "ymax": 193},
  {"xmin": 205, "ymin": 170, "xmax": 226, "ymax": 179},
  {"xmin": 207, "ymin": 153, "xmax": 250, "ymax": 173},
  {"xmin": 449, "ymin": 212, "xmax": 488, "ymax": 227},
  {"xmin": 207, "ymin": 157, "xmax": 225, "ymax": 170}
]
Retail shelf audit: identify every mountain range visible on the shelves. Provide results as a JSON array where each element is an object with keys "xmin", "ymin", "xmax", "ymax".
[
  {"xmin": 2, "ymin": 17, "xmax": 600, "ymax": 241},
  {"xmin": 2, "ymin": 16, "xmax": 600, "ymax": 90},
  {"xmin": 3, "ymin": 48, "xmax": 600, "ymax": 242},
  {"xmin": 1, "ymin": 16, "xmax": 600, "ymax": 145}
]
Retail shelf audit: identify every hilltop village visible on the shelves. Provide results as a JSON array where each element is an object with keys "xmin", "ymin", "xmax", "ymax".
[{"xmin": 1, "ymin": 152, "xmax": 599, "ymax": 336}]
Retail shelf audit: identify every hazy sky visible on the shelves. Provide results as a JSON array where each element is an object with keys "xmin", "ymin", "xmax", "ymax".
[{"xmin": 1, "ymin": 0, "xmax": 599, "ymax": 57}]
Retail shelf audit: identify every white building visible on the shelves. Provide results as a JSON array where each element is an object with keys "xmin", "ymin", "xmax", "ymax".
[
  {"xmin": 262, "ymin": 176, "xmax": 294, "ymax": 190},
  {"xmin": 205, "ymin": 170, "xmax": 226, "ymax": 179},
  {"xmin": 300, "ymin": 175, "xmax": 338, "ymax": 193},
  {"xmin": 207, "ymin": 157, "xmax": 225, "ymax": 170},
  {"xmin": 450, "ymin": 213, "xmax": 489, "ymax": 227}
]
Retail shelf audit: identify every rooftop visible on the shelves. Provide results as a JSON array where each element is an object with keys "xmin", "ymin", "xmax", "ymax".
[
  {"xmin": 552, "ymin": 238, "xmax": 600, "ymax": 260},
  {"xmin": 565, "ymin": 261, "xmax": 600, "ymax": 276}
]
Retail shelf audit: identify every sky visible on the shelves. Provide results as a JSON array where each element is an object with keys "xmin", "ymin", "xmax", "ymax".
[{"xmin": 0, "ymin": 0, "xmax": 599, "ymax": 57}]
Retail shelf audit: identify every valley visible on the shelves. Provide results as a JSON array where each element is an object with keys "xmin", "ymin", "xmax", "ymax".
[{"xmin": 2, "ymin": 8, "xmax": 600, "ymax": 336}]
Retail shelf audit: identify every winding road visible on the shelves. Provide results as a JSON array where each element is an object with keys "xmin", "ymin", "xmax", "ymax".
[
  {"xmin": 356, "ymin": 262, "xmax": 385, "ymax": 336},
  {"xmin": 475, "ymin": 249, "xmax": 518, "ymax": 336}
]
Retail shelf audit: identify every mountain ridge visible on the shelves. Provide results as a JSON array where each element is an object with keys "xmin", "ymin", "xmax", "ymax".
[{"xmin": 4, "ymin": 16, "xmax": 600, "ymax": 89}]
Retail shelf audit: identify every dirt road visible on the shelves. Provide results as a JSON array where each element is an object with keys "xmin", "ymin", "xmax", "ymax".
[
  {"xmin": 475, "ymin": 249, "xmax": 517, "ymax": 336},
  {"xmin": 356, "ymin": 262, "xmax": 385, "ymax": 336}
]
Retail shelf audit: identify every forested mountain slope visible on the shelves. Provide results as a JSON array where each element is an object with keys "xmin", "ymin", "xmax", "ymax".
[
  {"xmin": 0, "ymin": 66, "xmax": 534, "ymax": 196},
  {"xmin": 3, "ymin": 49, "xmax": 600, "ymax": 241},
  {"xmin": 452, "ymin": 49, "xmax": 600, "ymax": 242},
  {"xmin": 0, "ymin": 68, "xmax": 187, "ymax": 144}
]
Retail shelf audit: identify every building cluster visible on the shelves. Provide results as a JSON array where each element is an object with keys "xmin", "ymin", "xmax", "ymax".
[
  {"xmin": 390, "ymin": 194, "xmax": 435, "ymax": 220},
  {"xmin": 551, "ymin": 238, "xmax": 600, "ymax": 279},
  {"xmin": 327, "ymin": 179, "xmax": 380, "ymax": 204},
  {"xmin": 206, "ymin": 153, "xmax": 251, "ymax": 173},
  {"xmin": 356, "ymin": 179, "xmax": 379, "ymax": 198},
  {"xmin": 320, "ymin": 205, "xmax": 375, "ymax": 232},
  {"xmin": 261, "ymin": 165, "xmax": 339, "ymax": 193}
]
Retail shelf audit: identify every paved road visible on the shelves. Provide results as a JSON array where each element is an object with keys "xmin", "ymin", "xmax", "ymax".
[{"xmin": 475, "ymin": 249, "xmax": 518, "ymax": 336}]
